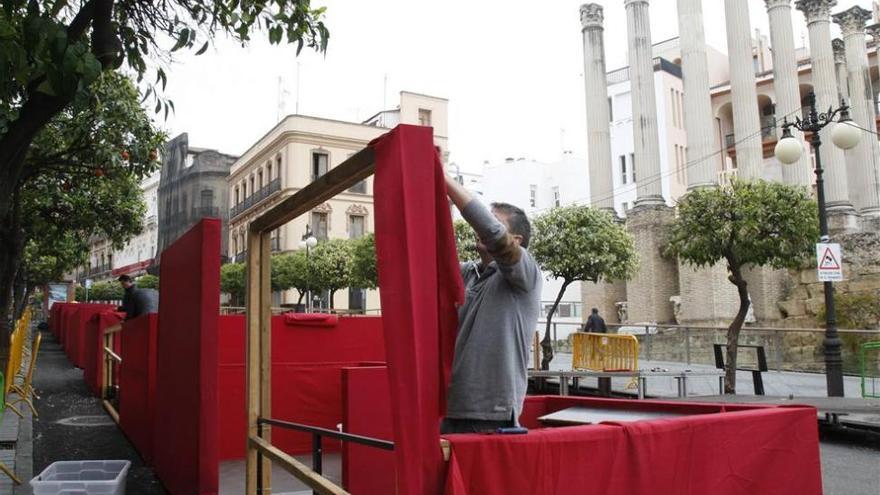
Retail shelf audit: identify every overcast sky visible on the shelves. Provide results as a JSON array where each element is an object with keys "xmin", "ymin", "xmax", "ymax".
[{"xmin": 161, "ymin": 0, "xmax": 872, "ymax": 172}]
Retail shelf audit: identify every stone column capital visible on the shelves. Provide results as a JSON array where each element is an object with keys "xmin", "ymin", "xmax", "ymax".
[
  {"xmin": 832, "ymin": 6, "xmax": 872, "ymax": 37},
  {"xmin": 764, "ymin": 0, "xmax": 792, "ymax": 11},
  {"xmin": 795, "ymin": 0, "xmax": 837, "ymax": 24},
  {"xmin": 580, "ymin": 3, "xmax": 604, "ymax": 30},
  {"xmin": 832, "ymin": 38, "xmax": 846, "ymax": 63},
  {"xmin": 624, "ymin": 0, "xmax": 649, "ymax": 7},
  {"xmin": 866, "ymin": 23, "xmax": 880, "ymax": 40}
]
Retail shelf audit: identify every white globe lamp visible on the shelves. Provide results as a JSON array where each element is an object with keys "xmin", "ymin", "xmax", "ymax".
[
  {"xmin": 306, "ymin": 236, "xmax": 318, "ymax": 248},
  {"xmin": 774, "ymin": 127, "xmax": 803, "ymax": 165},
  {"xmin": 830, "ymin": 119, "xmax": 860, "ymax": 150}
]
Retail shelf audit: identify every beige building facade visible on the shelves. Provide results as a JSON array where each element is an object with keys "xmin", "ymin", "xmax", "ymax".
[{"xmin": 227, "ymin": 91, "xmax": 448, "ymax": 311}]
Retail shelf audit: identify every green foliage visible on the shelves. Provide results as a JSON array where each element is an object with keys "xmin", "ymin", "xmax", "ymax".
[
  {"xmin": 18, "ymin": 71, "xmax": 161, "ymax": 287},
  {"xmin": 220, "ymin": 262, "xmax": 246, "ymax": 306},
  {"xmin": 816, "ymin": 292, "xmax": 880, "ymax": 330},
  {"xmin": 272, "ymin": 251, "xmax": 309, "ymax": 295},
  {"xmin": 309, "ymin": 239, "xmax": 353, "ymax": 303},
  {"xmin": 666, "ymin": 180, "xmax": 818, "ymax": 271},
  {"xmin": 137, "ymin": 274, "xmax": 159, "ymax": 290},
  {"xmin": 531, "ymin": 206, "xmax": 638, "ymax": 284},
  {"xmin": 453, "ymin": 220, "xmax": 480, "ymax": 262},
  {"xmin": 88, "ymin": 281, "xmax": 123, "ymax": 301},
  {"xmin": 0, "ymin": 1, "xmax": 329, "ymax": 132},
  {"xmin": 349, "ymin": 234, "xmax": 378, "ymax": 289}
]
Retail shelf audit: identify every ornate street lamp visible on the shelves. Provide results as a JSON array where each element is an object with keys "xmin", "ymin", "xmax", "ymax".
[
  {"xmin": 774, "ymin": 91, "xmax": 860, "ymax": 397},
  {"xmin": 299, "ymin": 224, "xmax": 318, "ymax": 313}
]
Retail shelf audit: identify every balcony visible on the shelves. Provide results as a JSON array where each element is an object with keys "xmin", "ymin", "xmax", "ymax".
[
  {"xmin": 725, "ymin": 115, "xmax": 778, "ymax": 151},
  {"xmin": 88, "ymin": 264, "xmax": 112, "ymax": 276},
  {"xmin": 717, "ymin": 168, "xmax": 738, "ymax": 187},
  {"xmin": 230, "ymin": 178, "xmax": 281, "ymax": 219}
]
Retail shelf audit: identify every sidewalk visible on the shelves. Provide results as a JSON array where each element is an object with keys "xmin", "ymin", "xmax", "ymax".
[{"xmin": 31, "ymin": 330, "xmax": 165, "ymax": 494}]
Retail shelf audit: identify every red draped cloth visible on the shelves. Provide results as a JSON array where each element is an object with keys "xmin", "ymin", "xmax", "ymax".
[{"xmin": 372, "ymin": 125, "xmax": 464, "ymax": 495}]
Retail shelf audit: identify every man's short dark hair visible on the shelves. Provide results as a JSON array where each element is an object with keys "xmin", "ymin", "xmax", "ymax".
[
  {"xmin": 591, "ymin": 308, "xmax": 599, "ymax": 314},
  {"xmin": 490, "ymin": 202, "xmax": 531, "ymax": 248},
  {"xmin": 117, "ymin": 275, "xmax": 133, "ymax": 283}
]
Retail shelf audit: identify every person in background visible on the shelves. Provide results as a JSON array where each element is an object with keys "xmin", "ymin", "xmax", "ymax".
[
  {"xmin": 583, "ymin": 307, "xmax": 607, "ymax": 333},
  {"xmin": 117, "ymin": 275, "xmax": 159, "ymax": 320}
]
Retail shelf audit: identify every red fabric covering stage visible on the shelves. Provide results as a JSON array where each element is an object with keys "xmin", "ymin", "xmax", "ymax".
[
  {"xmin": 444, "ymin": 397, "xmax": 822, "ymax": 495},
  {"xmin": 83, "ymin": 310, "xmax": 124, "ymax": 396},
  {"xmin": 217, "ymin": 314, "xmax": 385, "ymax": 460},
  {"xmin": 340, "ymin": 365, "xmax": 822, "ymax": 495},
  {"xmin": 118, "ymin": 313, "xmax": 159, "ymax": 462},
  {"xmin": 372, "ymin": 124, "xmax": 464, "ymax": 495},
  {"xmin": 153, "ymin": 219, "xmax": 221, "ymax": 495},
  {"xmin": 61, "ymin": 304, "xmax": 116, "ymax": 368}
]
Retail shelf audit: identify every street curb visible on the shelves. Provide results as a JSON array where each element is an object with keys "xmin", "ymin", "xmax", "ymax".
[{"xmin": 11, "ymin": 407, "xmax": 32, "ymax": 495}]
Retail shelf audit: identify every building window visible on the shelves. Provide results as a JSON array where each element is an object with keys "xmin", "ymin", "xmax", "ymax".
[
  {"xmin": 249, "ymin": 175, "xmax": 255, "ymax": 195},
  {"xmin": 233, "ymin": 235, "xmax": 238, "ymax": 255},
  {"xmin": 270, "ymin": 228, "xmax": 280, "ymax": 252},
  {"xmin": 234, "ymin": 187, "xmax": 240, "ymax": 205},
  {"xmin": 275, "ymin": 155, "xmax": 282, "ymax": 180},
  {"xmin": 608, "ymin": 97, "xmax": 613, "ymax": 122},
  {"xmin": 619, "ymin": 155, "xmax": 627, "ymax": 184},
  {"xmin": 312, "ymin": 152, "xmax": 329, "ymax": 181},
  {"xmin": 630, "ymin": 153, "xmax": 636, "ymax": 182},
  {"xmin": 553, "ymin": 186, "xmax": 560, "ymax": 207},
  {"xmin": 311, "ymin": 212, "xmax": 329, "ymax": 240},
  {"xmin": 349, "ymin": 215, "xmax": 365, "ymax": 239},
  {"xmin": 348, "ymin": 180, "xmax": 367, "ymax": 193},
  {"xmin": 185, "ymin": 153, "xmax": 195, "ymax": 168},
  {"xmin": 267, "ymin": 163, "xmax": 272, "ymax": 184},
  {"xmin": 529, "ymin": 185, "xmax": 537, "ymax": 207},
  {"xmin": 201, "ymin": 188, "xmax": 214, "ymax": 208},
  {"xmin": 242, "ymin": 181, "xmax": 247, "ymax": 198},
  {"xmin": 418, "ymin": 108, "xmax": 432, "ymax": 127},
  {"xmin": 258, "ymin": 168, "xmax": 264, "ymax": 189},
  {"xmin": 348, "ymin": 288, "xmax": 366, "ymax": 313}
]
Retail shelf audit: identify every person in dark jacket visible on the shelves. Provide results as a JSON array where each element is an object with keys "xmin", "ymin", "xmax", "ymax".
[
  {"xmin": 117, "ymin": 275, "xmax": 159, "ymax": 320},
  {"xmin": 583, "ymin": 308, "xmax": 607, "ymax": 333}
]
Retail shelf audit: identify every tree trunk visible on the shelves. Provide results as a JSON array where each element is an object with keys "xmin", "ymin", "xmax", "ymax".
[
  {"xmin": 297, "ymin": 290, "xmax": 305, "ymax": 305},
  {"xmin": 541, "ymin": 280, "xmax": 571, "ymax": 370},
  {"xmin": 12, "ymin": 267, "xmax": 27, "ymax": 320},
  {"xmin": 329, "ymin": 289, "xmax": 336, "ymax": 310},
  {"xmin": 725, "ymin": 261, "xmax": 750, "ymax": 394}
]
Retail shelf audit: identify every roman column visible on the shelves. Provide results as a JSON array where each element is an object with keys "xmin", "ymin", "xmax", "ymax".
[
  {"xmin": 624, "ymin": 0, "xmax": 679, "ymax": 325},
  {"xmin": 677, "ymin": 0, "xmax": 716, "ymax": 189},
  {"xmin": 796, "ymin": 0, "xmax": 858, "ymax": 227},
  {"xmin": 625, "ymin": 0, "xmax": 664, "ymax": 206},
  {"xmin": 834, "ymin": 6, "xmax": 880, "ymax": 217},
  {"xmin": 766, "ymin": 0, "xmax": 812, "ymax": 186},
  {"xmin": 581, "ymin": 4, "xmax": 615, "ymax": 211},
  {"xmin": 725, "ymin": 0, "xmax": 764, "ymax": 180},
  {"xmin": 832, "ymin": 38, "xmax": 849, "ymax": 100}
]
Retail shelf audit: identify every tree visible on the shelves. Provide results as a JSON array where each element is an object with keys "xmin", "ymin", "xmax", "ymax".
[
  {"xmin": 220, "ymin": 262, "xmax": 246, "ymax": 307},
  {"xmin": 136, "ymin": 274, "xmax": 159, "ymax": 290},
  {"xmin": 88, "ymin": 280, "xmax": 123, "ymax": 301},
  {"xmin": 309, "ymin": 239, "xmax": 352, "ymax": 310},
  {"xmin": 666, "ymin": 180, "xmax": 818, "ymax": 393},
  {"xmin": 530, "ymin": 205, "xmax": 638, "ymax": 370},
  {"xmin": 0, "ymin": 0, "xmax": 328, "ymax": 329},
  {"xmin": 272, "ymin": 250, "xmax": 312, "ymax": 306},
  {"xmin": 0, "ymin": 71, "xmax": 161, "ymax": 335},
  {"xmin": 350, "ymin": 234, "xmax": 378, "ymax": 290},
  {"xmin": 453, "ymin": 219, "xmax": 479, "ymax": 262}
]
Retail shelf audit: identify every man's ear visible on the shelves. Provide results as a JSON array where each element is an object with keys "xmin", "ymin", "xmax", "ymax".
[{"xmin": 511, "ymin": 234, "xmax": 523, "ymax": 246}]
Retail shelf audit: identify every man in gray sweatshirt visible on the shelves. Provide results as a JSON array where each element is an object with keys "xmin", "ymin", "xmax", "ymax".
[{"xmin": 441, "ymin": 174, "xmax": 542, "ymax": 434}]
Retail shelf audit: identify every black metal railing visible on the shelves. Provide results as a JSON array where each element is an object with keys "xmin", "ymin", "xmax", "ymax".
[
  {"xmin": 231, "ymin": 178, "xmax": 281, "ymax": 219},
  {"xmin": 88, "ymin": 264, "xmax": 111, "ymax": 276},
  {"xmin": 724, "ymin": 116, "xmax": 779, "ymax": 150},
  {"xmin": 257, "ymin": 417, "xmax": 393, "ymax": 495}
]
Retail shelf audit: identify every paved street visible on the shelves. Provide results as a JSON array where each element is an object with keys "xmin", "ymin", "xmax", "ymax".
[{"xmin": 543, "ymin": 352, "xmax": 864, "ymax": 398}]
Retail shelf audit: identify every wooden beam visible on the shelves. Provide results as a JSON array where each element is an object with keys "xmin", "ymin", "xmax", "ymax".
[
  {"xmin": 102, "ymin": 400, "xmax": 120, "ymax": 424},
  {"xmin": 440, "ymin": 439, "xmax": 451, "ymax": 461},
  {"xmin": 259, "ymin": 231, "xmax": 272, "ymax": 490},
  {"xmin": 245, "ymin": 231, "xmax": 263, "ymax": 494},
  {"xmin": 249, "ymin": 436, "xmax": 350, "ymax": 495},
  {"xmin": 103, "ymin": 323, "xmax": 122, "ymax": 335},
  {"xmin": 250, "ymin": 147, "xmax": 375, "ymax": 233}
]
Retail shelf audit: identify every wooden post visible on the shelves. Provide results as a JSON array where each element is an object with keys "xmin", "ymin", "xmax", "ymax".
[{"xmin": 246, "ymin": 230, "xmax": 263, "ymax": 494}]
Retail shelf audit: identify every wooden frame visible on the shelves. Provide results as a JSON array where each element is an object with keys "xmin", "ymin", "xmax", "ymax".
[
  {"xmin": 245, "ymin": 147, "xmax": 375, "ymax": 494},
  {"xmin": 102, "ymin": 323, "xmax": 123, "ymax": 423}
]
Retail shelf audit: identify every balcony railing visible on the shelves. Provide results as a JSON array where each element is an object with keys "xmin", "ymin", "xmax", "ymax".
[
  {"xmin": 724, "ymin": 115, "xmax": 778, "ymax": 150},
  {"xmin": 88, "ymin": 264, "xmax": 112, "ymax": 276},
  {"xmin": 231, "ymin": 178, "xmax": 281, "ymax": 219},
  {"xmin": 717, "ymin": 168, "xmax": 738, "ymax": 187}
]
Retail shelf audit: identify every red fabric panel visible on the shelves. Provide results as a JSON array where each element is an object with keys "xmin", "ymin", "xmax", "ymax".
[
  {"xmin": 282, "ymin": 312, "xmax": 339, "ymax": 326},
  {"xmin": 443, "ymin": 401, "xmax": 822, "ymax": 495},
  {"xmin": 118, "ymin": 313, "xmax": 159, "ymax": 462},
  {"xmin": 372, "ymin": 124, "xmax": 463, "ymax": 495},
  {"xmin": 67, "ymin": 304, "xmax": 116, "ymax": 368},
  {"xmin": 216, "ymin": 315, "xmax": 386, "ymax": 460},
  {"xmin": 153, "ymin": 219, "xmax": 221, "ymax": 495},
  {"xmin": 59, "ymin": 303, "xmax": 80, "ymax": 347},
  {"xmin": 341, "ymin": 366, "xmax": 395, "ymax": 495},
  {"xmin": 48, "ymin": 303, "xmax": 65, "ymax": 337},
  {"xmin": 83, "ymin": 311, "xmax": 124, "ymax": 396}
]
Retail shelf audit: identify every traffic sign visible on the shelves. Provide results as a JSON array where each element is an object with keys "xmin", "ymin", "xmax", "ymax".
[{"xmin": 816, "ymin": 243, "xmax": 843, "ymax": 282}]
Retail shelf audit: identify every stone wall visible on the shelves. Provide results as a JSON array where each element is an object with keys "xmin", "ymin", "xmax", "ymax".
[{"xmin": 625, "ymin": 205, "xmax": 679, "ymax": 323}]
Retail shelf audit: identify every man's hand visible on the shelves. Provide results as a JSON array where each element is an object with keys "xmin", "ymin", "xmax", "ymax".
[{"xmin": 445, "ymin": 172, "xmax": 473, "ymax": 211}]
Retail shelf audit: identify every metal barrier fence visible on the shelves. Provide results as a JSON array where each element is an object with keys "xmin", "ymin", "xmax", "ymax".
[
  {"xmin": 539, "ymin": 320, "xmax": 880, "ymax": 375},
  {"xmin": 571, "ymin": 333, "xmax": 639, "ymax": 372},
  {"xmin": 861, "ymin": 341, "xmax": 880, "ymax": 398}
]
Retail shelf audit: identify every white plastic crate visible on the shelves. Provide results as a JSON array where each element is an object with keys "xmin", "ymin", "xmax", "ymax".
[{"xmin": 30, "ymin": 460, "xmax": 131, "ymax": 495}]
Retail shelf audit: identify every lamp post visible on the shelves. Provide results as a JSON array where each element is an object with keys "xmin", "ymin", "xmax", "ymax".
[
  {"xmin": 299, "ymin": 225, "xmax": 318, "ymax": 313},
  {"xmin": 774, "ymin": 91, "xmax": 860, "ymax": 397}
]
